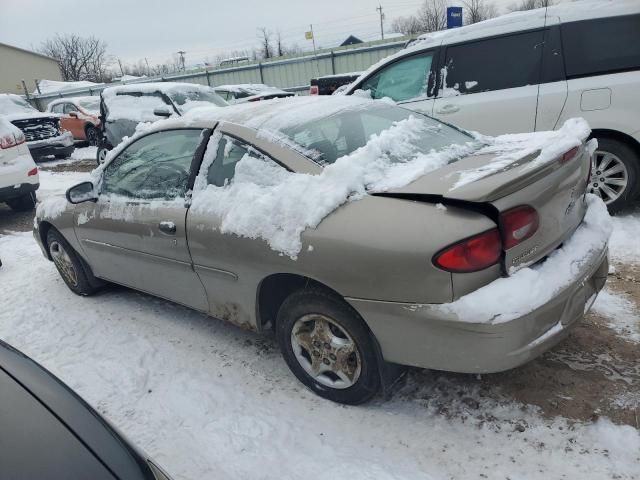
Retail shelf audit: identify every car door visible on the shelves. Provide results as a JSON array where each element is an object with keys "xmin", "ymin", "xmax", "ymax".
[
  {"xmin": 73, "ymin": 128, "xmax": 210, "ymax": 311},
  {"xmin": 357, "ymin": 50, "xmax": 438, "ymax": 115},
  {"xmin": 63, "ymin": 102, "xmax": 85, "ymax": 139},
  {"xmin": 432, "ymin": 30, "xmax": 545, "ymax": 135}
]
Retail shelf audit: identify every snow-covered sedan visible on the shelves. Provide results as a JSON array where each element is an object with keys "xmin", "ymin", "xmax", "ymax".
[
  {"xmin": 213, "ymin": 84, "xmax": 294, "ymax": 104},
  {"xmin": 0, "ymin": 115, "xmax": 39, "ymax": 211},
  {"xmin": 47, "ymin": 96, "xmax": 101, "ymax": 146},
  {"xmin": 0, "ymin": 94, "xmax": 74, "ymax": 161},
  {"xmin": 34, "ymin": 97, "xmax": 610, "ymax": 405},
  {"xmin": 96, "ymin": 83, "xmax": 228, "ymax": 164}
]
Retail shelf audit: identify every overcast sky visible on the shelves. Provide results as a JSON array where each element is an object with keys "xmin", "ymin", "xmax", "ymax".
[{"xmin": 1, "ymin": 0, "xmax": 547, "ymax": 68}]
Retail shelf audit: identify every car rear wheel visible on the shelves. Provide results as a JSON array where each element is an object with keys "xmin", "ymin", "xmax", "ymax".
[
  {"xmin": 47, "ymin": 229, "xmax": 98, "ymax": 296},
  {"xmin": 85, "ymin": 125, "xmax": 99, "ymax": 146},
  {"xmin": 6, "ymin": 192, "xmax": 36, "ymax": 211},
  {"xmin": 590, "ymin": 138, "xmax": 639, "ymax": 213},
  {"xmin": 276, "ymin": 289, "xmax": 380, "ymax": 404}
]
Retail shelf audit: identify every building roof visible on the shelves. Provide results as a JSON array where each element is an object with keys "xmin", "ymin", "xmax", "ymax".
[{"xmin": 0, "ymin": 41, "xmax": 59, "ymax": 63}]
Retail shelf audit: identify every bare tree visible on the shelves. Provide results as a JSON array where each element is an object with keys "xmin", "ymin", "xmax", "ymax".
[
  {"xmin": 258, "ymin": 27, "xmax": 273, "ymax": 59},
  {"xmin": 463, "ymin": 0, "xmax": 498, "ymax": 24},
  {"xmin": 391, "ymin": 15, "xmax": 424, "ymax": 36},
  {"xmin": 276, "ymin": 31, "xmax": 286, "ymax": 57},
  {"xmin": 509, "ymin": 0, "xmax": 554, "ymax": 11},
  {"xmin": 40, "ymin": 34, "xmax": 111, "ymax": 82},
  {"xmin": 417, "ymin": 0, "xmax": 448, "ymax": 33}
]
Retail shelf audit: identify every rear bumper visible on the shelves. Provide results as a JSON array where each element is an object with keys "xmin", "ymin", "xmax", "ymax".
[
  {"xmin": 0, "ymin": 182, "xmax": 39, "ymax": 202},
  {"xmin": 28, "ymin": 143, "xmax": 74, "ymax": 159},
  {"xmin": 348, "ymin": 247, "xmax": 609, "ymax": 373}
]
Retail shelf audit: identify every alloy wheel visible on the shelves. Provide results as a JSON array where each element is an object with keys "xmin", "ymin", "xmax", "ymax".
[
  {"xmin": 290, "ymin": 313, "xmax": 362, "ymax": 389},
  {"xmin": 589, "ymin": 150, "xmax": 629, "ymax": 205},
  {"xmin": 50, "ymin": 241, "xmax": 78, "ymax": 287}
]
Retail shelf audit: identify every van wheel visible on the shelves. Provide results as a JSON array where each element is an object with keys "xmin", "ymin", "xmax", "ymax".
[
  {"xmin": 7, "ymin": 192, "xmax": 36, "ymax": 211},
  {"xmin": 276, "ymin": 289, "xmax": 380, "ymax": 404},
  {"xmin": 47, "ymin": 229, "xmax": 97, "ymax": 296},
  {"xmin": 590, "ymin": 138, "xmax": 639, "ymax": 213}
]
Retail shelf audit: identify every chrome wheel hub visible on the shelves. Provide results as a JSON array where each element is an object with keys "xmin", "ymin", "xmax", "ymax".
[
  {"xmin": 98, "ymin": 148, "xmax": 108, "ymax": 164},
  {"xmin": 589, "ymin": 150, "xmax": 628, "ymax": 204},
  {"xmin": 50, "ymin": 241, "xmax": 78, "ymax": 287},
  {"xmin": 290, "ymin": 314, "xmax": 361, "ymax": 389}
]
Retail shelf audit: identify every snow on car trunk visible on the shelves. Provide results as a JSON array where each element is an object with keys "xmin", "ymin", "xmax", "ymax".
[{"xmin": 0, "ymin": 231, "xmax": 639, "ymax": 480}]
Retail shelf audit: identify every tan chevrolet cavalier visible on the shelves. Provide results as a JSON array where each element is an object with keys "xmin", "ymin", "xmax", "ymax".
[{"xmin": 34, "ymin": 97, "xmax": 610, "ymax": 404}]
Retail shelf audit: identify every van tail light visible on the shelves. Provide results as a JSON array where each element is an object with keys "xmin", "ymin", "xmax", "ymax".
[
  {"xmin": 501, "ymin": 206, "xmax": 539, "ymax": 250},
  {"xmin": 27, "ymin": 167, "xmax": 38, "ymax": 176},
  {"xmin": 561, "ymin": 146, "xmax": 578, "ymax": 163},
  {"xmin": 309, "ymin": 85, "xmax": 319, "ymax": 95},
  {"xmin": 433, "ymin": 229, "xmax": 502, "ymax": 273}
]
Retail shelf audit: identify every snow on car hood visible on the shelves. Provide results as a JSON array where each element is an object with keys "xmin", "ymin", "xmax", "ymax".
[{"xmin": 3, "ymin": 111, "xmax": 59, "ymax": 122}]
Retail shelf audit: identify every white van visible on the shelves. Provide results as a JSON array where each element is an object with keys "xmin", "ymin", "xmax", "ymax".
[{"xmin": 345, "ymin": 0, "xmax": 640, "ymax": 211}]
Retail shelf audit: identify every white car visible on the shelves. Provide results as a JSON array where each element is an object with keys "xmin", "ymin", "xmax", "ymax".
[
  {"xmin": 213, "ymin": 84, "xmax": 294, "ymax": 104},
  {"xmin": 345, "ymin": 0, "xmax": 640, "ymax": 211},
  {"xmin": 0, "ymin": 115, "xmax": 39, "ymax": 211}
]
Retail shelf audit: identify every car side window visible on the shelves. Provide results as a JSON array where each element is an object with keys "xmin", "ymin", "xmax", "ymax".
[
  {"xmin": 51, "ymin": 103, "xmax": 64, "ymax": 114},
  {"xmin": 63, "ymin": 103, "xmax": 77, "ymax": 114},
  {"xmin": 102, "ymin": 129, "xmax": 205, "ymax": 200},
  {"xmin": 360, "ymin": 52, "xmax": 434, "ymax": 102},
  {"xmin": 441, "ymin": 31, "xmax": 544, "ymax": 96},
  {"xmin": 206, "ymin": 135, "xmax": 279, "ymax": 187}
]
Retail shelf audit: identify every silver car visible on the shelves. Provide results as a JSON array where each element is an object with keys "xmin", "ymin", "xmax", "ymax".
[{"xmin": 34, "ymin": 98, "xmax": 609, "ymax": 405}]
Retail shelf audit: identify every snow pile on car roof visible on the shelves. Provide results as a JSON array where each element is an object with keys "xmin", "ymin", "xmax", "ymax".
[{"xmin": 34, "ymin": 79, "xmax": 104, "ymax": 95}]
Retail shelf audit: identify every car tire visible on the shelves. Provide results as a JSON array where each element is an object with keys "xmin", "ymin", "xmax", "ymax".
[
  {"xmin": 46, "ymin": 229, "xmax": 98, "ymax": 296},
  {"xmin": 6, "ymin": 192, "xmax": 36, "ymax": 211},
  {"xmin": 85, "ymin": 125, "xmax": 99, "ymax": 146},
  {"xmin": 96, "ymin": 144, "xmax": 111, "ymax": 165},
  {"xmin": 276, "ymin": 288, "xmax": 381, "ymax": 404},
  {"xmin": 590, "ymin": 138, "xmax": 640, "ymax": 213}
]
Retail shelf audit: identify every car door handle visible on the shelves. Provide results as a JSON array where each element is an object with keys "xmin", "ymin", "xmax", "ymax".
[
  {"xmin": 159, "ymin": 221, "xmax": 177, "ymax": 235},
  {"xmin": 436, "ymin": 104, "xmax": 460, "ymax": 114}
]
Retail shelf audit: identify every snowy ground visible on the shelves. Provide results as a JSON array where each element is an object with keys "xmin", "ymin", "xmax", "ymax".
[{"xmin": 0, "ymin": 153, "xmax": 639, "ymax": 480}]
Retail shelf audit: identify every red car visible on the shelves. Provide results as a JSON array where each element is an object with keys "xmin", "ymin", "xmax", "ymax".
[{"xmin": 46, "ymin": 96, "xmax": 101, "ymax": 146}]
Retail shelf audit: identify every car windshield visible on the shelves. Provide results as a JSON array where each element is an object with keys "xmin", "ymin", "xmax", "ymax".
[
  {"xmin": 77, "ymin": 97, "xmax": 100, "ymax": 112},
  {"xmin": 0, "ymin": 95, "xmax": 38, "ymax": 115},
  {"xmin": 169, "ymin": 89, "xmax": 227, "ymax": 108},
  {"xmin": 280, "ymin": 104, "xmax": 474, "ymax": 165}
]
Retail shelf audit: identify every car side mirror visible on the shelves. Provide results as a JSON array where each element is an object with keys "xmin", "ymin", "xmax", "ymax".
[
  {"xmin": 66, "ymin": 181, "xmax": 98, "ymax": 204},
  {"xmin": 153, "ymin": 107, "xmax": 172, "ymax": 118},
  {"xmin": 69, "ymin": 112, "xmax": 79, "ymax": 118}
]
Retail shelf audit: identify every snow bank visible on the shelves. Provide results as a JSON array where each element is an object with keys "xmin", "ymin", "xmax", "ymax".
[
  {"xmin": 609, "ymin": 210, "xmax": 640, "ymax": 264},
  {"xmin": 439, "ymin": 194, "xmax": 612, "ymax": 324},
  {"xmin": 191, "ymin": 114, "xmax": 477, "ymax": 258},
  {"xmin": 452, "ymin": 118, "xmax": 592, "ymax": 189}
]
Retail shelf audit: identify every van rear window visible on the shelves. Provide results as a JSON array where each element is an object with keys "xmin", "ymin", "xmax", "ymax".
[{"xmin": 561, "ymin": 14, "xmax": 640, "ymax": 78}]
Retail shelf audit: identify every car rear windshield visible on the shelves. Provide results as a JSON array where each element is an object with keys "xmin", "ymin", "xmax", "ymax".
[
  {"xmin": 280, "ymin": 104, "xmax": 473, "ymax": 165},
  {"xmin": 0, "ymin": 95, "xmax": 37, "ymax": 115},
  {"xmin": 77, "ymin": 97, "xmax": 100, "ymax": 112},
  {"xmin": 169, "ymin": 89, "xmax": 227, "ymax": 107}
]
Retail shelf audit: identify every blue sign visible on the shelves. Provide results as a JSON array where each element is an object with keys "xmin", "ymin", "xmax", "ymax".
[{"xmin": 447, "ymin": 6, "xmax": 463, "ymax": 29}]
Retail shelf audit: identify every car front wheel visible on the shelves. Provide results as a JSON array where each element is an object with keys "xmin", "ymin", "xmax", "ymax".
[
  {"xmin": 96, "ymin": 143, "xmax": 111, "ymax": 165},
  {"xmin": 85, "ymin": 125, "xmax": 99, "ymax": 146},
  {"xmin": 589, "ymin": 138, "xmax": 639, "ymax": 212},
  {"xmin": 47, "ymin": 229, "xmax": 98, "ymax": 296},
  {"xmin": 277, "ymin": 289, "xmax": 380, "ymax": 404}
]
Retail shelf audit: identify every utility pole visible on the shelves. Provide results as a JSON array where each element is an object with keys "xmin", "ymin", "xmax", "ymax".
[
  {"xmin": 310, "ymin": 24, "xmax": 316, "ymax": 53},
  {"xmin": 177, "ymin": 50, "xmax": 186, "ymax": 72},
  {"xmin": 145, "ymin": 57, "xmax": 151, "ymax": 76},
  {"xmin": 117, "ymin": 58, "xmax": 124, "ymax": 77},
  {"xmin": 376, "ymin": 5, "xmax": 385, "ymax": 40}
]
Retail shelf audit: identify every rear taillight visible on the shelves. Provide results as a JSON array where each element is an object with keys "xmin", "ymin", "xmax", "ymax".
[
  {"xmin": 13, "ymin": 130, "xmax": 25, "ymax": 146},
  {"xmin": 500, "ymin": 205, "xmax": 539, "ymax": 250},
  {"xmin": 27, "ymin": 167, "xmax": 38, "ymax": 176},
  {"xmin": 0, "ymin": 133, "xmax": 16, "ymax": 149},
  {"xmin": 309, "ymin": 85, "xmax": 319, "ymax": 95},
  {"xmin": 433, "ymin": 229, "xmax": 502, "ymax": 273}
]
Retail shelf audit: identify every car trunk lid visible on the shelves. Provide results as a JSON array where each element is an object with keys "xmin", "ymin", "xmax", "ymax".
[{"xmin": 379, "ymin": 142, "xmax": 592, "ymax": 273}]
